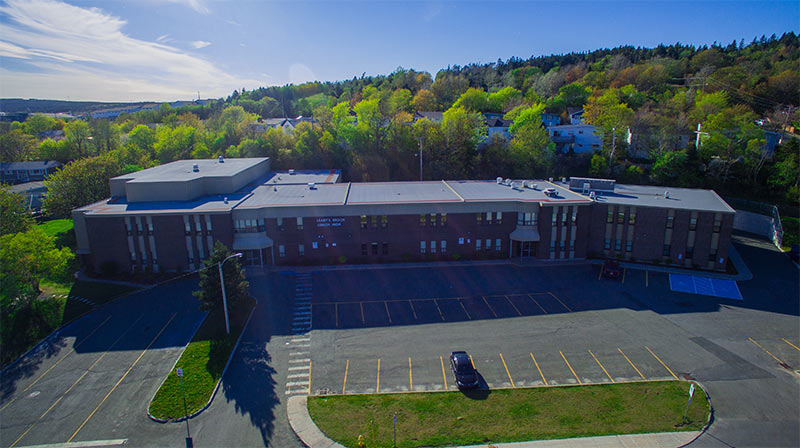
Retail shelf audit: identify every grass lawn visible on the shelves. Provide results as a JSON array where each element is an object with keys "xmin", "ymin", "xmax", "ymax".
[
  {"xmin": 37, "ymin": 218, "xmax": 73, "ymax": 237},
  {"xmin": 308, "ymin": 381, "xmax": 709, "ymax": 448},
  {"xmin": 148, "ymin": 299, "xmax": 255, "ymax": 420}
]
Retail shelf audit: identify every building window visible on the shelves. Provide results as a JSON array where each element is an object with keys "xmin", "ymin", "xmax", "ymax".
[
  {"xmin": 666, "ymin": 215, "xmax": 674, "ymax": 229},
  {"xmin": 277, "ymin": 217, "xmax": 284, "ymax": 229},
  {"xmin": 476, "ymin": 213, "xmax": 482, "ymax": 225},
  {"xmin": 362, "ymin": 244, "xmax": 368, "ymax": 256},
  {"xmin": 382, "ymin": 242, "xmax": 388, "ymax": 255},
  {"xmin": 571, "ymin": 208, "xmax": 577, "ymax": 224},
  {"xmin": 299, "ymin": 244, "xmax": 305, "ymax": 256},
  {"xmin": 486, "ymin": 212, "xmax": 493, "ymax": 224},
  {"xmin": 686, "ymin": 246, "xmax": 694, "ymax": 258},
  {"xmin": 476, "ymin": 239, "xmax": 482, "ymax": 251},
  {"xmin": 312, "ymin": 241, "xmax": 319, "ymax": 249},
  {"xmin": 496, "ymin": 238, "xmax": 502, "ymax": 251},
  {"xmin": 361, "ymin": 215, "xmax": 368, "ymax": 229},
  {"xmin": 184, "ymin": 220, "xmax": 190, "ymax": 236},
  {"xmin": 372, "ymin": 242, "xmax": 378, "ymax": 255},
  {"xmin": 430, "ymin": 241, "xmax": 437, "ymax": 253},
  {"xmin": 420, "ymin": 214, "xmax": 426, "ymax": 227},
  {"xmin": 381, "ymin": 215, "xmax": 388, "ymax": 229},
  {"xmin": 604, "ymin": 239, "xmax": 610, "ymax": 250},
  {"xmin": 570, "ymin": 240, "xmax": 575, "ymax": 251},
  {"xmin": 562, "ymin": 210, "xmax": 568, "ymax": 224},
  {"xmin": 689, "ymin": 218, "xmax": 697, "ymax": 231},
  {"xmin": 297, "ymin": 217, "xmax": 304, "ymax": 230},
  {"xmin": 708, "ymin": 248, "xmax": 717, "ymax": 262},
  {"xmin": 279, "ymin": 245, "xmax": 286, "ymax": 257},
  {"xmin": 430, "ymin": 213, "xmax": 437, "ymax": 227},
  {"xmin": 607, "ymin": 209, "xmax": 614, "ymax": 223},
  {"xmin": 629, "ymin": 212, "xmax": 636, "ymax": 225},
  {"xmin": 458, "ymin": 237, "xmax": 464, "ymax": 245},
  {"xmin": 663, "ymin": 244, "xmax": 671, "ymax": 256},
  {"xmin": 485, "ymin": 239, "xmax": 491, "ymax": 250},
  {"xmin": 148, "ymin": 221, "xmax": 154, "ymax": 236},
  {"xmin": 617, "ymin": 212, "xmax": 625, "ymax": 224},
  {"xmin": 550, "ymin": 240, "xmax": 556, "ymax": 252},
  {"xmin": 496, "ymin": 212, "xmax": 502, "ymax": 224},
  {"xmin": 713, "ymin": 215, "xmax": 721, "ymax": 233},
  {"xmin": 626, "ymin": 241, "xmax": 632, "ymax": 252},
  {"xmin": 518, "ymin": 212, "xmax": 536, "ymax": 226},
  {"xmin": 552, "ymin": 209, "xmax": 558, "ymax": 225},
  {"xmin": 615, "ymin": 239, "xmax": 621, "ymax": 251},
  {"xmin": 441, "ymin": 213, "xmax": 447, "ymax": 227},
  {"xmin": 371, "ymin": 215, "xmax": 378, "ymax": 228},
  {"xmin": 441, "ymin": 240, "xmax": 447, "ymax": 253},
  {"xmin": 420, "ymin": 241, "xmax": 426, "ymax": 254}
]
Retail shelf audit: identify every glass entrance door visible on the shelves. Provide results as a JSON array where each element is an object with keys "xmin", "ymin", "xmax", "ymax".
[{"xmin": 521, "ymin": 241, "xmax": 534, "ymax": 257}]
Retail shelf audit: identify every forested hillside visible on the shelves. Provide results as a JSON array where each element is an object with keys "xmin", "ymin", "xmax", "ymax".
[{"xmin": 1, "ymin": 33, "xmax": 798, "ymax": 218}]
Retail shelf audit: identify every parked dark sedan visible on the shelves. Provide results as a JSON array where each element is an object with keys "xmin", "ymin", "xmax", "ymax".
[
  {"xmin": 602, "ymin": 260, "xmax": 622, "ymax": 279},
  {"xmin": 450, "ymin": 351, "xmax": 479, "ymax": 389}
]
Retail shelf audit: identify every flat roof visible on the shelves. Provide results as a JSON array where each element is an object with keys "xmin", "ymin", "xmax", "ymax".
[
  {"xmin": 582, "ymin": 183, "xmax": 735, "ymax": 213},
  {"xmin": 75, "ymin": 193, "xmax": 248, "ymax": 215},
  {"xmin": 113, "ymin": 158, "xmax": 267, "ymax": 183},
  {"xmin": 347, "ymin": 181, "xmax": 462, "ymax": 204},
  {"xmin": 446, "ymin": 180, "xmax": 591, "ymax": 204},
  {"xmin": 237, "ymin": 183, "xmax": 349, "ymax": 208},
  {"xmin": 265, "ymin": 170, "xmax": 341, "ymax": 185}
]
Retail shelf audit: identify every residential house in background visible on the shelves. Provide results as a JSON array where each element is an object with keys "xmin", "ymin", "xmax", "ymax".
[
  {"xmin": 483, "ymin": 113, "xmax": 512, "ymax": 142},
  {"xmin": 250, "ymin": 116, "xmax": 316, "ymax": 134},
  {"xmin": 540, "ymin": 113, "xmax": 561, "ymax": 128},
  {"xmin": 9, "ymin": 181, "xmax": 48, "ymax": 211},
  {"xmin": 567, "ymin": 107, "xmax": 584, "ymax": 124},
  {"xmin": 412, "ymin": 111, "xmax": 444, "ymax": 123},
  {"xmin": 548, "ymin": 124, "xmax": 601, "ymax": 154},
  {"xmin": 1, "ymin": 161, "xmax": 62, "ymax": 184}
]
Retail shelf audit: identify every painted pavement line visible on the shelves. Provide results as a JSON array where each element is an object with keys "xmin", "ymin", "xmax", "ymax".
[
  {"xmin": 645, "ymin": 346, "xmax": 678, "ymax": 380},
  {"xmin": 618, "ymin": 348, "xmax": 646, "ymax": 380},
  {"xmin": 527, "ymin": 294, "xmax": 547, "ymax": 314},
  {"xmin": 342, "ymin": 360, "xmax": 349, "ymax": 394},
  {"xmin": 499, "ymin": 353, "xmax": 515, "ymax": 387},
  {"xmin": 530, "ymin": 353, "xmax": 548, "ymax": 386},
  {"xmin": 749, "ymin": 337, "xmax": 788, "ymax": 366},
  {"xmin": 781, "ymin": 338, "xmax": 800, "ymax": 352},
  {"xmin": 15, "ymin": 439, "xmax": 128, "ymax": 448},
  {"xmin": 549, "ymin": 292, "xmax": 572, "ymax": 312},
  {"xmin": 589, "ymin": 350, "xmax": 615, "ymax": 383},
  {"xmin": 560, "ymin": 351, "xmax": 581, "ymax": 384},
  {"xmin": 440, "ymin": 356, "xmax": 448, "ymax": 390}
]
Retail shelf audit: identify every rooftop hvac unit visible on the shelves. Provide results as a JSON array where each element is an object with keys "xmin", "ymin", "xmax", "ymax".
[
  {"xmin": 504, "ymin": 178, "xmax": 512, "ymax": 186},
  {"xmin": 589, "ymin": 191, "xmax": 596, "ymax": 199},
  {"xmin": 512, "ymin": 181, "xmax": 523, "ymax": 190},
  {"xmin": 530, "ymin": 183, "xmax": 538, "ymax": 190},
  {"xmin": 308, "ymin": 182, "xmax": 316, "ymax": 190},
  {"xmin": 289, "ymin": 169, "xmax": 296, "ymax": 175},
  {"xmin": 223, "ymin": 197, "xmax": 228, "ymax": 204},
  {"xmin": 218, "ymin": 155, "xmax": 224, "ymax": 163},
  {"xmin": 496, "ymin": 177, "xmax": 503, "ymax": 184},
  {"xmin": 664, "ymin": 191, "xmax": 670, "ymax": 198},
  {"xmin": 544, "ymin": 187, "xmax": 557, "ymax": 197},
  {"xmin": 561, "ymin": 177, "xmax": 566, "ymax": 183},
  {"xmin": 192, "ymin": 164, "xmax": 199, "ymax": 172},
  {"xmin": 548, "ymin": 177, "xmax": 554, "ymax": 182},
  {"xmin": 522, "ymin": 180, "xmax": 529, "ymax": 188}
]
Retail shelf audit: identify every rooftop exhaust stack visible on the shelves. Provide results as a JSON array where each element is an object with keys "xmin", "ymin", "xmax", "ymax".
[
  {"xmin": 664, "ymin": 191, "xmax": 670, "ymax": 199},
  {"xmin": 218, "ymin": 155, "xmax": 224, "ymax": 163},
  {"xmin": 192, "ymin": 164, "xmax": 199, "ymax": 172},
  {"xmin": 496, "ymin": 177, "xmax": 503, "ymax": 184}
]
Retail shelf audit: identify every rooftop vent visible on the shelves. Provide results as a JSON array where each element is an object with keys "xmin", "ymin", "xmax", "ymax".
[
  {"xmin": 589, "ymin": 191, "xmax": 596, "ymax": 199},
  {"xmin": 218, "ymin": 155, "xmax": 224, "ymax": 163},
  {"xmin": 664, "ymin": 191, "xmax": 670, "ymax": 199},
  {"xmin": 496, "ymin": 177, "xmax": 503, "ymax": 184},
  {"xmin": 192, "ymin": 163, "xmax": 199, "ymax": 172},
  {"xmin": 308, "ymin": 182, "xmax": 316, "ymax": 190},
  {"xmin": 548, "ymin": 177, "xmax": 554, "ymax": 182},
  {"xmin": 530, "ymin": 182, "xmax": 538, "ymax": 190},
  {"xmin": 289, "ymin": 169, "xmax": 296, "ymax": 175},
  {"xmin": 544, "ymin": 187, "xmax": 557, "ymax": 197},
  {"xmin": 512, "ymin": 181, "xmax": 523, "ymax": 191},
  {"xmin": 223, "ymin": 197, "xmax": 228, "ymax": 204},
  {"xmin": 273, "ymin": 186, "xmax": 277, "ymax": 192},
  {"xmin": 504, "ymin": 178, "xmax": 512, "ymax": 186},
  {"xmin": 561, "ymin": 177, "xmax": 567, "ymax": 183}
]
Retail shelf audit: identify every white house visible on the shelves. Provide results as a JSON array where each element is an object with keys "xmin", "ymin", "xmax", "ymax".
[{"xmin": 548, "ymin": 124, "xmax": 601, "ymax": 154}]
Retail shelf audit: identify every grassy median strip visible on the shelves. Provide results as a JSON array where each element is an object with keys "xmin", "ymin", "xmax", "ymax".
[
  {"xmin": 148, "ymin": 299, "xmax": 254, "ymax": 421},
  {"xmin": 308, "ymin": 381, "xmax": 708, "ymax": 448}
]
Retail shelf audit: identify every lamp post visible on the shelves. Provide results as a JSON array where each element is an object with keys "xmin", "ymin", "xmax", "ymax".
[{"xmin": 218, "ymin": 252, "xmax": 243, "ymax": 334}]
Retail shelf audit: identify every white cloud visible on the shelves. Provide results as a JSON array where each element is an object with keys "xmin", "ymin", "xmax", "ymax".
[
  {"xmin": 156, "ymin": 34, "xmax": 172, "ymax": 43},
  {"xmin": 0, "ymin": 0, "xmax": 259, "ymax": 101},
  {"xmin": 155, "ymin": 0, "xmax": 209, "ymax": 15},
  {"xmin": 190, "ymin": 40, "xmax": 211, "ymax": 49}
]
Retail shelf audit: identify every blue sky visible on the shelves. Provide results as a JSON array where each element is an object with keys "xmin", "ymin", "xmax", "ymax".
[{"xmin": 0, "ymin": 0, "xmax": 797, "ymax": 102}]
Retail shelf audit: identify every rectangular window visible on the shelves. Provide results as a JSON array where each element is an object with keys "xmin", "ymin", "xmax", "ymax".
[
  {"xmin": 370, "ymin": 215, "xmax": 378, "ymax": 228},
  {"xmin": 628, "ymin": 212, "xmax": 636, "ymax": 225},
  {"xmin": 430, "ymin": 213, "xmax": 437, "ymax": 227},
  {"xmin": 312, "ymin": 241, "xmax": 318, "ymax": 249},
  {"xmin": 615, "ymin": 239, "xmax": 621, "ymax": 251},
  {"xmin": 663, "ymin": 244, "xmax": 671, "ymax": 256},
  {"xmin": 362, "ymin": 244, "xmax": 368, "ymax": 256},
  {"xmin": 441, "ymin": 213, "xmax": 447, "ymax": 227},
  {"xmin": 372, "ymin": 242, "xmax": 378, "ymax": 255},
  {"xmin": 441, "ymin": 240, "xmax": 447, "ymax": 253},
  {"xmin": 381, "ymin": 215, "xmax": 388, "ymax": 228},
  {"xmin": 550, "ymin": 240, "xmax": 556, "ymax": 251},
  {"xmin": 686, "ymin": 246, "xmax": 694, "ymax": 258},
  {"xmin": 277, "ymin": 217, "xmax": 284, "ymax": 229},
  {"xmin": 420, "ymin": 214, "xmax": 426, "ymax": 227},
  {"xmin": 420, "ymin": 241, "xmax": 426, "ymax": 254},
  {"xmin": 689, "ymin": 218, "xmax": 697, "ymax": 231},
  {"xmin": 604, "ymin": 239, "xmax": 610, "ymax": 250},
  {"xmin": 207, "ymin": 217, "xmax": 213, "ymax": 231},
  {"xmin": 485, "ymin": 239, "xmax": 491, "ymax": 250},
  {"xmin": 360, "ymin": 215, "xmax": 368, "ymax": 229},
  {"xmin": 184, "ymin": 220, "xmax": 191, "ymax": 235},
  {"xmin": 495, "ymin": 212, "xmax": 502, "ymax": 224},
  {"xmin": 713, "ymin": 215, "xmax": 722, "ymax": 233},
  {"xmin": 552, "ymin": 209, "xmax": 558, "ymax": 224},
  {"xmin": 194, "ymin": 219, "xmax": 201, "ymax": 232},
  {"xmin": 476, "ymin": 213, "xmax": 482, "ymax": 225},
  {"xmin": 626, "ymin": 241, "xmax": 632, "ymax": 252},
  {"xmin": 666, "ymin": 215, "xmax": 674, "ymax": 229},
  {"xmin": 607, "ymin": 209, "xmax": 614, "ymax": 223},
  {"xmin": 458, "ymin": 237, "xmax": 464, "ymax": 245},
  {"xmin": 708, "ymin": 248, "xmax": 717, "ymax": 262},
  {"xmin": 296, "ymin": 217, "xmax": 304, "ymax": 230},
  {"xmin": 571, "ymin": 208, "xmax": 577, "ymax": 224},
  {"xmin": 559, "ymin": 240, "xmax": 565, "ymax": 251},
  {"xmin": 279, "ymin": 245, "xmax": 286, "ymax": 257},
  {"xmin": 382, "ymin": 242, "xmax": 388, "ymax": 255},
  {"xmin": 147, "ymin": 221, "xmax": 154, "ymax": 236},
  {"xmin": 476, "ymin": 239, "xmax": 482, "ymax": 251},
  {"xmin": 430, "ymin": 241, "xmax": 437, "ymax": 253},
  {"xmin": 562, "ymin": 210, "xmax": 568, "ymax": 224},
  {"xmin": 570, "ymin": 240, "xmax": 575, "ymax": 251},
  {"xmin": 299, "ymin": 244, "xmax": 305, "ymax": 256},
  {"xmin": 495, "ymin": 239, "xmax": 502, "ymax": 251},
  {"xmin": 617, "ymin": 212, "xmax": 625, "ymax": 224}
]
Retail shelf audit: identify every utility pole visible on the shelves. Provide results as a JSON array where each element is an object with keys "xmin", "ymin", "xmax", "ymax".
[
  {"xmin": 779, "ymin": 105, "xmax": 797, "ymax": 145},
  {"xmin": 693, "ymin": 123, "xmax": 708, "ymax": 149},
  {"xmin": 418, "ymin": 137, "xmax": 423, "ymax": 181}
]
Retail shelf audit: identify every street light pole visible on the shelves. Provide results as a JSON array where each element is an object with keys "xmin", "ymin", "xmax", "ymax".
[{"xmin": 218, "ymin": 252, "xmax": 243, "ymax": 335}]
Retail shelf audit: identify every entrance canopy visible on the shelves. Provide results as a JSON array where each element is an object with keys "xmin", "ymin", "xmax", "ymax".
[
  {"xmin": 510, "ymin": 226, "xmax": 540, "ymax": 242},
  {"xmin": 233, "ymin": 233, "xmax": 274, "ymax": 250}
]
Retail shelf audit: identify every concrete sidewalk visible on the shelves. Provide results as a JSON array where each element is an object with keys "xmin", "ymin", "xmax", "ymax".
[{"xmin": 287, "ymin": 395, "xmax": 702, "ymax": 448}]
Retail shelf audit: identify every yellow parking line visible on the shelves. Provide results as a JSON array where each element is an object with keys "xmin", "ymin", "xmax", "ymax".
[
  {"xmin": 505, "ymin": 295, "xmax": 522, "ymax": 316},
  {"xmin": 68, "ymin": 313, "xmax": 176, "ymax": 443},
  {"xmin": 409, "ymin": 300, "xmax": 418, "ymax": 320},
  {"xmin": 376, "ymin": 359, "xmax": 381, "ymax": 393},
  {"xmin": 384, "ymin": 302, "xmax": 392, "ymax": 324},
  {"xmin": 459, "ymin": 299, "xmax": 472, "ymax": 319},
  {"xmin": 469, "ymin": 354, "xmax": 475, "ymax": 370},
  {"xmin": 645, "ymin": 346, "xmax": 678, "ymax": 380},
  {"xmin": 335, "ymin": 303, "xmax": 339, "ymax": 328},
  {"xmin": 499, "ymin": 353, "xmax": 515, "ymax": 387},
  {"xmin": 360, "ymin": 302, "xmax": 365, "ymax": 325},
  {"xmin": 560, "ymin": 351, "xmax": 581, "ymax": 384},
  {"xmin": 433, "ymin": 299, "xmax": 445, "ymax": 321},
  {"xmin": 598, "ymin": 265, "xmax": 604, "ymax": 280},
  {"xmin": 618, "ymin": 348, "xmax": 645, "ymax": 380},
  {"xmin": 530, "ymin": 353, "xmax": 548, "ymax": 386},
  {"xmin": 622, "ymin": 268, "xmax": 627, "ymax": 284},
  {"xmin": 782, "ymin": 338, "xmax": 800, "ymax": 352},
  {"xmin": 749, "ymin": 338, "xmax": 787, "ymax": 366},
  {"xmin": 1, "ymin": 314, "xmax": 113, "ymax": 413},
  {"xmin": 408, "ymin": 358, "xmax": 413, "ymax": 390},
  {"xmin": 527, "ymin": 294, "xmax": 547, "ymax": 314},
  {"xmin": 308, "ymin": 361, "xmax": 312, "ymax": 395},
  {"xmin": 549, "ymin": 292, "xmax": 572, "ymax": 313},
  {"xmin": 589, "ymin": 350, "xmax": 615, "ymax": 383},
  {"xmin": 342, "ymin": 360, "xmax": 349, "ymax": 394},
  {"xmin": 440, "ymin": 356, "xmax": 448, "ymax": 389},
  {"xmin": 483, "ymin": 296, "xmax": 498, "ymax": 318}
]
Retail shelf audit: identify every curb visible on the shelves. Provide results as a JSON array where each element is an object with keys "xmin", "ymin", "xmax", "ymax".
[
  {"xmin": 147, "ymin": 304, "xmax": 257, "ymax": 423},
  {"xmin": 678, "ymin": 380, "xmax": 714, "ymax": 448}
]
